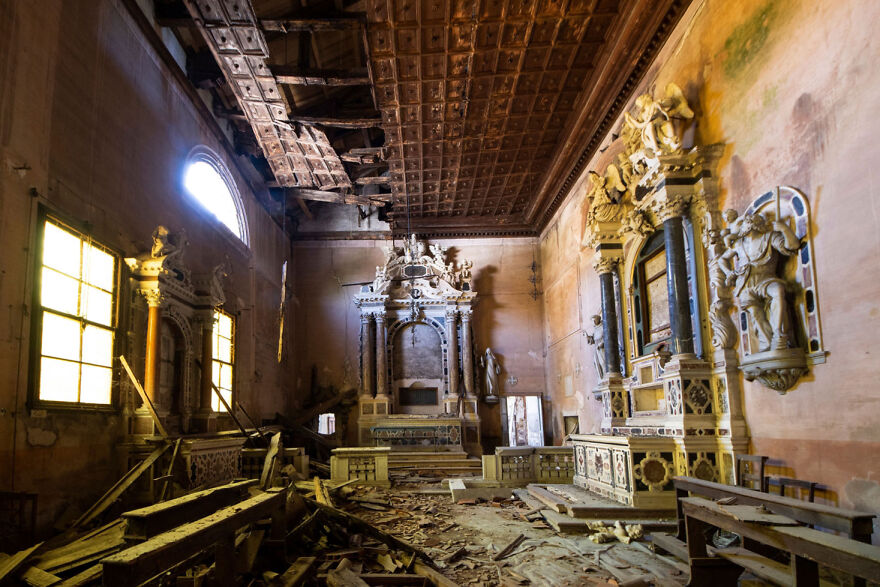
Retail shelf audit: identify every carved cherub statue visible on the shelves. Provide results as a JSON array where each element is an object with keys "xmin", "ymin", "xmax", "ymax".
[
  {"xmin": 459, "ymin": 259, "xmax": 473, "ymax": 283},
  {"xmin": 429, "ymin": 243, "xmax": 447, "ymax": 263},
  {"xmin": 719, "ymin": 212, "xmax": 800, "ymax": 351}
]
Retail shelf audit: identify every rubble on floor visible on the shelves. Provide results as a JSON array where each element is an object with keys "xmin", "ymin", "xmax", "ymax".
[{"xmin": 0, "ymin": 434, "xmax": 686, "ymax": 586}]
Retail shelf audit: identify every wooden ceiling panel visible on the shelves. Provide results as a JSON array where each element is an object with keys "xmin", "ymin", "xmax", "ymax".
[{"xmin": 363, "ymin": 0, "xmax": 690, "ymax": 234}]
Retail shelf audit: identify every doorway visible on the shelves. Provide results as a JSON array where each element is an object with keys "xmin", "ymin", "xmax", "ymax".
[{"xmin": 506, "ymin": 395, "xmax": 544, "ymax": 447}]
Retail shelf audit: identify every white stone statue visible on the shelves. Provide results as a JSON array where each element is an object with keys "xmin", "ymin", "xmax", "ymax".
[
  {"xmin": 480, "ymin": 348, "xmax": 501, "ymax": 400},
  {"xmin": 585, "ymin": 314, "xmax": 606, "ymax": 380},
  {"xmin": 586, "ymin": 164, "xmax": 626, "ymax": 224},
  {"xmin": 719, "ymin": 211, "xmax": 800, "ymax": 351}
]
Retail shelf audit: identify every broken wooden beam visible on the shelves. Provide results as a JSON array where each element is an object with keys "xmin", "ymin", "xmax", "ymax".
[
  {"xmin": 120, "ymin": 480, "xmax": 257, "ymax": 541},
  {"xmin": 72, "ymin": 444, "xmax": 171, "ymax": 531},
  {"xmin": 260, "ymin": 15, "xmax": 365, "ymax": 33},
  {"xmin": 119, "ymin": 356, "xmax": 168, "ymax": 438},
  {"xmin": 101, "ymin": 489, "xmax": 287, "ymax": 587},
  {"xmin": 354, "ymin": 176, "xmax": 391, "ymax": 185},
  {"xmin": 271, "ymin": 556, "xmax": 316, "ymax": 586},
  {"xmin": 272, "ymin": 66, "xmax": 370, "ymax": 86},
  {"xmin": 260, "ymin": 433, "xmax": 283, "ymax": 490},
  {"xmin": 289, "ymin": 115, "xmax": 382, "ymax": 129}
]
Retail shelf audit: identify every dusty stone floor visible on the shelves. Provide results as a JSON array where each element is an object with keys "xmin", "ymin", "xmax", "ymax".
[{"xmin": 346, "ymin": 485, "xmax": 688, "ymax": 587}]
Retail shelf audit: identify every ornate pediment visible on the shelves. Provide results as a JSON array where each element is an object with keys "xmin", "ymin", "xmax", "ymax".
[{"xmin": 359, "ymin": 235, "xmax": 477, "ymax": 305}]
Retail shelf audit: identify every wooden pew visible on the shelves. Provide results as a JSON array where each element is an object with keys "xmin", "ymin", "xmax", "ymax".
[
  {"xmin": 101, "ymin": 488, "xmax": 286, "ymax": 586},
  {"xmin": 682, "ymin": 496, "xmax": 880, "ymax": 586},
  {"xmin": 669, "ymin": 476, "xmax": 874, "ymax": 542},
  {"xmin": 120, "ymin": 479, "xmax": 257, "ymax": 541}
]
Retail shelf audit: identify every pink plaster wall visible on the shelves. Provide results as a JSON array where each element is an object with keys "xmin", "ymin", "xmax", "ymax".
[
  {"xmin": 540, "ymin": 0, "xmax": 880, "ymax": 509},
  {"xmin": 0, "ymin": 0, "xmax": 293, "ymax": 527}
]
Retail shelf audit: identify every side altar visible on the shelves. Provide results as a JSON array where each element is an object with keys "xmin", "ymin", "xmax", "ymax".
[
  {"xmin": 571, "ymin": 84, "xmax": 824, "ymax": 508},
  {"xmin": 354, "ymin": 236, "xmax": 482, "ymax": 455}
]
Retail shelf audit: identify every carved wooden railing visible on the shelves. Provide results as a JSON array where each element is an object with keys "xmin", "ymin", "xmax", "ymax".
[
  {"xmin": 482, "ymin": 446, "xmax": 575, "ymax": 485},
  {"xmin": 330, "ymin": 447, "xmax": 391, "ymax": 486}
]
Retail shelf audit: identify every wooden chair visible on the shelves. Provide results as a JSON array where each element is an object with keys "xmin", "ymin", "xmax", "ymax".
[
  {"xmin": 766, "ymin": 476, "xmax": 817, "ymax": 503},
  {"xmin": 735, "ymin": 454, "xmax": 768, "ymax": 492}
]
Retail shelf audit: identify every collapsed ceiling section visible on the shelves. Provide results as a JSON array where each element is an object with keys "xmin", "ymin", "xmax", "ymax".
[{"xmin": 157, "ymin": 0, "xmax": 691, "ymax": 236}]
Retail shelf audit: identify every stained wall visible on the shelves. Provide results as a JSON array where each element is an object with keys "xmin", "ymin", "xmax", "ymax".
[
  {"xmin": 0, "ymin": 0, "xmax": 293, "ymax": 528},
  {"xmin": 540, "ymin": 0, "xmax": 880, "ymax": 513},
  {"xmin": 292, "ymin": 236, "xmax": 546, "ymax": 449}
]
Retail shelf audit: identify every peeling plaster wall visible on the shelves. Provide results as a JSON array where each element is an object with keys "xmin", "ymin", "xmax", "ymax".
[
  {"xmin": 293, "ymin": 237, "xmax": 546, "ymax": 449},
  {"xmin": 540, "ymin": 0, "xmax": 880, "ymax": 512},
  {"xmin": 0, "ymin": 0, "xmax": 293, "ymax": 528}
]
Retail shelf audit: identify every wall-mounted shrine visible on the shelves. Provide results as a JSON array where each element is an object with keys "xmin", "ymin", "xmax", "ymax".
[
  {"xmin": 354, "ymin": 236, "xmax": 481, "ymax": 455},
  {"xmin": 571, "ymin": 83, "xmax": 824, "ymax": 509}
]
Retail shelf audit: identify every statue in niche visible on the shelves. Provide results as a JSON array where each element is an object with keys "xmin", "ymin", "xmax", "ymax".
[
  {"xmin": 585, "ymin": 314, "xmax": 606, "ymax": 380},
  {"xmin": 480, "ymin": 348, "xmax": 501, "ymax": 403},
  {"xmin": 719, "ymin": 211, "xmax": 800, "ymax": 351}
]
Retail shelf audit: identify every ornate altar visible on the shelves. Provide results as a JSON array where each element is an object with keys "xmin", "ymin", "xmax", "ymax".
[
  {"xmin": 354, "ymin": 236, "xmax": 481, "ymax": 455},
  {"xmin": 572, "ymin": 83, "xmax": 824, "ymax": 508}
]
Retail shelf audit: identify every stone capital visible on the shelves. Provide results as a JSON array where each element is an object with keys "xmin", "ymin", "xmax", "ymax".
[
  {"xmin": 653, "ymin": 193, "xmax": 691, "ymax": 224},
  {"xmin": 592, "ymin": 255, "xmax": 619, "ymax": 275},
  {"xmin": 138, "ymin": 288, "xmax": 165, "ymax": 308}
]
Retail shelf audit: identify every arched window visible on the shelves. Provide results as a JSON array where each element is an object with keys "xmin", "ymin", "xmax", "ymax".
[{"xmin": 183, "ymin": 148, "xmax": 249, "ymax": 245}]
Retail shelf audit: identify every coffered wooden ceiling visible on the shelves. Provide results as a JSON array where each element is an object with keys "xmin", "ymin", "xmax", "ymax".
[
  {"xmin": 157, "ymin": 0, "xmax": 691, "ymax": 236},
  {"xmin": 367, "ymin": 0, "xmax": 690, "ymax": 235}
]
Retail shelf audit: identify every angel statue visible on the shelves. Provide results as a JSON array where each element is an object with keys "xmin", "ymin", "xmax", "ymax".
[
  {"xmin": 586, "ymin": 164, "xmax": 626, "ymax": 224},
  {"xmin": 479, "ymin": 348, "xmax": 501, "ymax": 403},
  {"xmin": 622, "ymin": 83, "xmax": 694, "ymax": 159}
]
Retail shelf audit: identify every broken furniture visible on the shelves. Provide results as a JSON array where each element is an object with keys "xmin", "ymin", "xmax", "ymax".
[
  {"xmin": 766, "ymin": 476, "xmax": 818, "ymax": 503},
  {"xmin": 651, "ymin": 476, "xmax": 876, "ymax": 586},
  {"xmin": 735, "ymin": 454, "xmax": 769, "ymax": 492},
  {"xmin": 681, "ymin": 496, "xmax": 880, "ymax": 586},
  {"xmin": 102, "ymin": 488, "xmax": 288, "ymax": 586},
  {"xmin": 481, "ymin": 446, "xmax": 575, "ymax": 486}
]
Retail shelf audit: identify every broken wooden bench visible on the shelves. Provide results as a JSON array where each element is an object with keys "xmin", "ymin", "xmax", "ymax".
[
  {"xmin": 681, "ymin": 496, "xmax": 880, "ymax": 586},
  {"xmin": 101, "ymin": 487, "xmax": 286, "ymax": 586},
  {"xmin": 120, "ymin": 479, "xmax": 257, "ymax": 541},
  {"xmin": 651, "ymin": 476, "xmax": 877, "ymax": 586}
]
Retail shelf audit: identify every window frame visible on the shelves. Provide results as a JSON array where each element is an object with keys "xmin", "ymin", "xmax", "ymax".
[
  {"xmin": 182, "ymin": 146, "xmax": 250, "ymax": 249},
  {"xmin": 211, "ymin": 308, "xmax": 235, "ymax": 413},
  {"xmin": 29, "ymin": 208, "xmax": 122, "ymax": 411}
]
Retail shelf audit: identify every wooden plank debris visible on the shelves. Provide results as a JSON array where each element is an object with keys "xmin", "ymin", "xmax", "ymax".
[
  {"xmin": 121, "ymin": 480, "xmax": 257, "ymax": 541},
  {"xmin": 272, "ymin": 556, "xmax": 316, "ymax": 586},
  {"xmin": 492, "ymin": 534, "xmax": 526, "ymax": 561},
  {"xmin": 119, "ymin": 356, "xmax": 167, "ymax": 437},
  {"xmin": 71, "ymin": 444, "xmax": 170, "ymax": 531},
  {"xmin": 101, "ymin": 490, "xmax": 286, "ymax": 586},
  {"xmin": 261, "ymin": 432, "xmax": 283, "ymax": 490}
]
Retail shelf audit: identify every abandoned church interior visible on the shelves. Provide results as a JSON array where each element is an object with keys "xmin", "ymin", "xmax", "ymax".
[{"xmin": 2, "ymin": 0, "xmax": 880, "ymax": 584}]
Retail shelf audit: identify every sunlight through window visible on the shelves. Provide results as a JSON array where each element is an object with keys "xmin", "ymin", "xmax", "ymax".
[
  {"xmin": 211, "ymin": 309, "xmax": 234, "ymax": 412},
  {"xmin": 183, "ymin": 157, "xmax": 246, "ymax": 242},
  {"xmin": 37, "ymin": 218, "xmax": 116, "ymax": 404}
]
